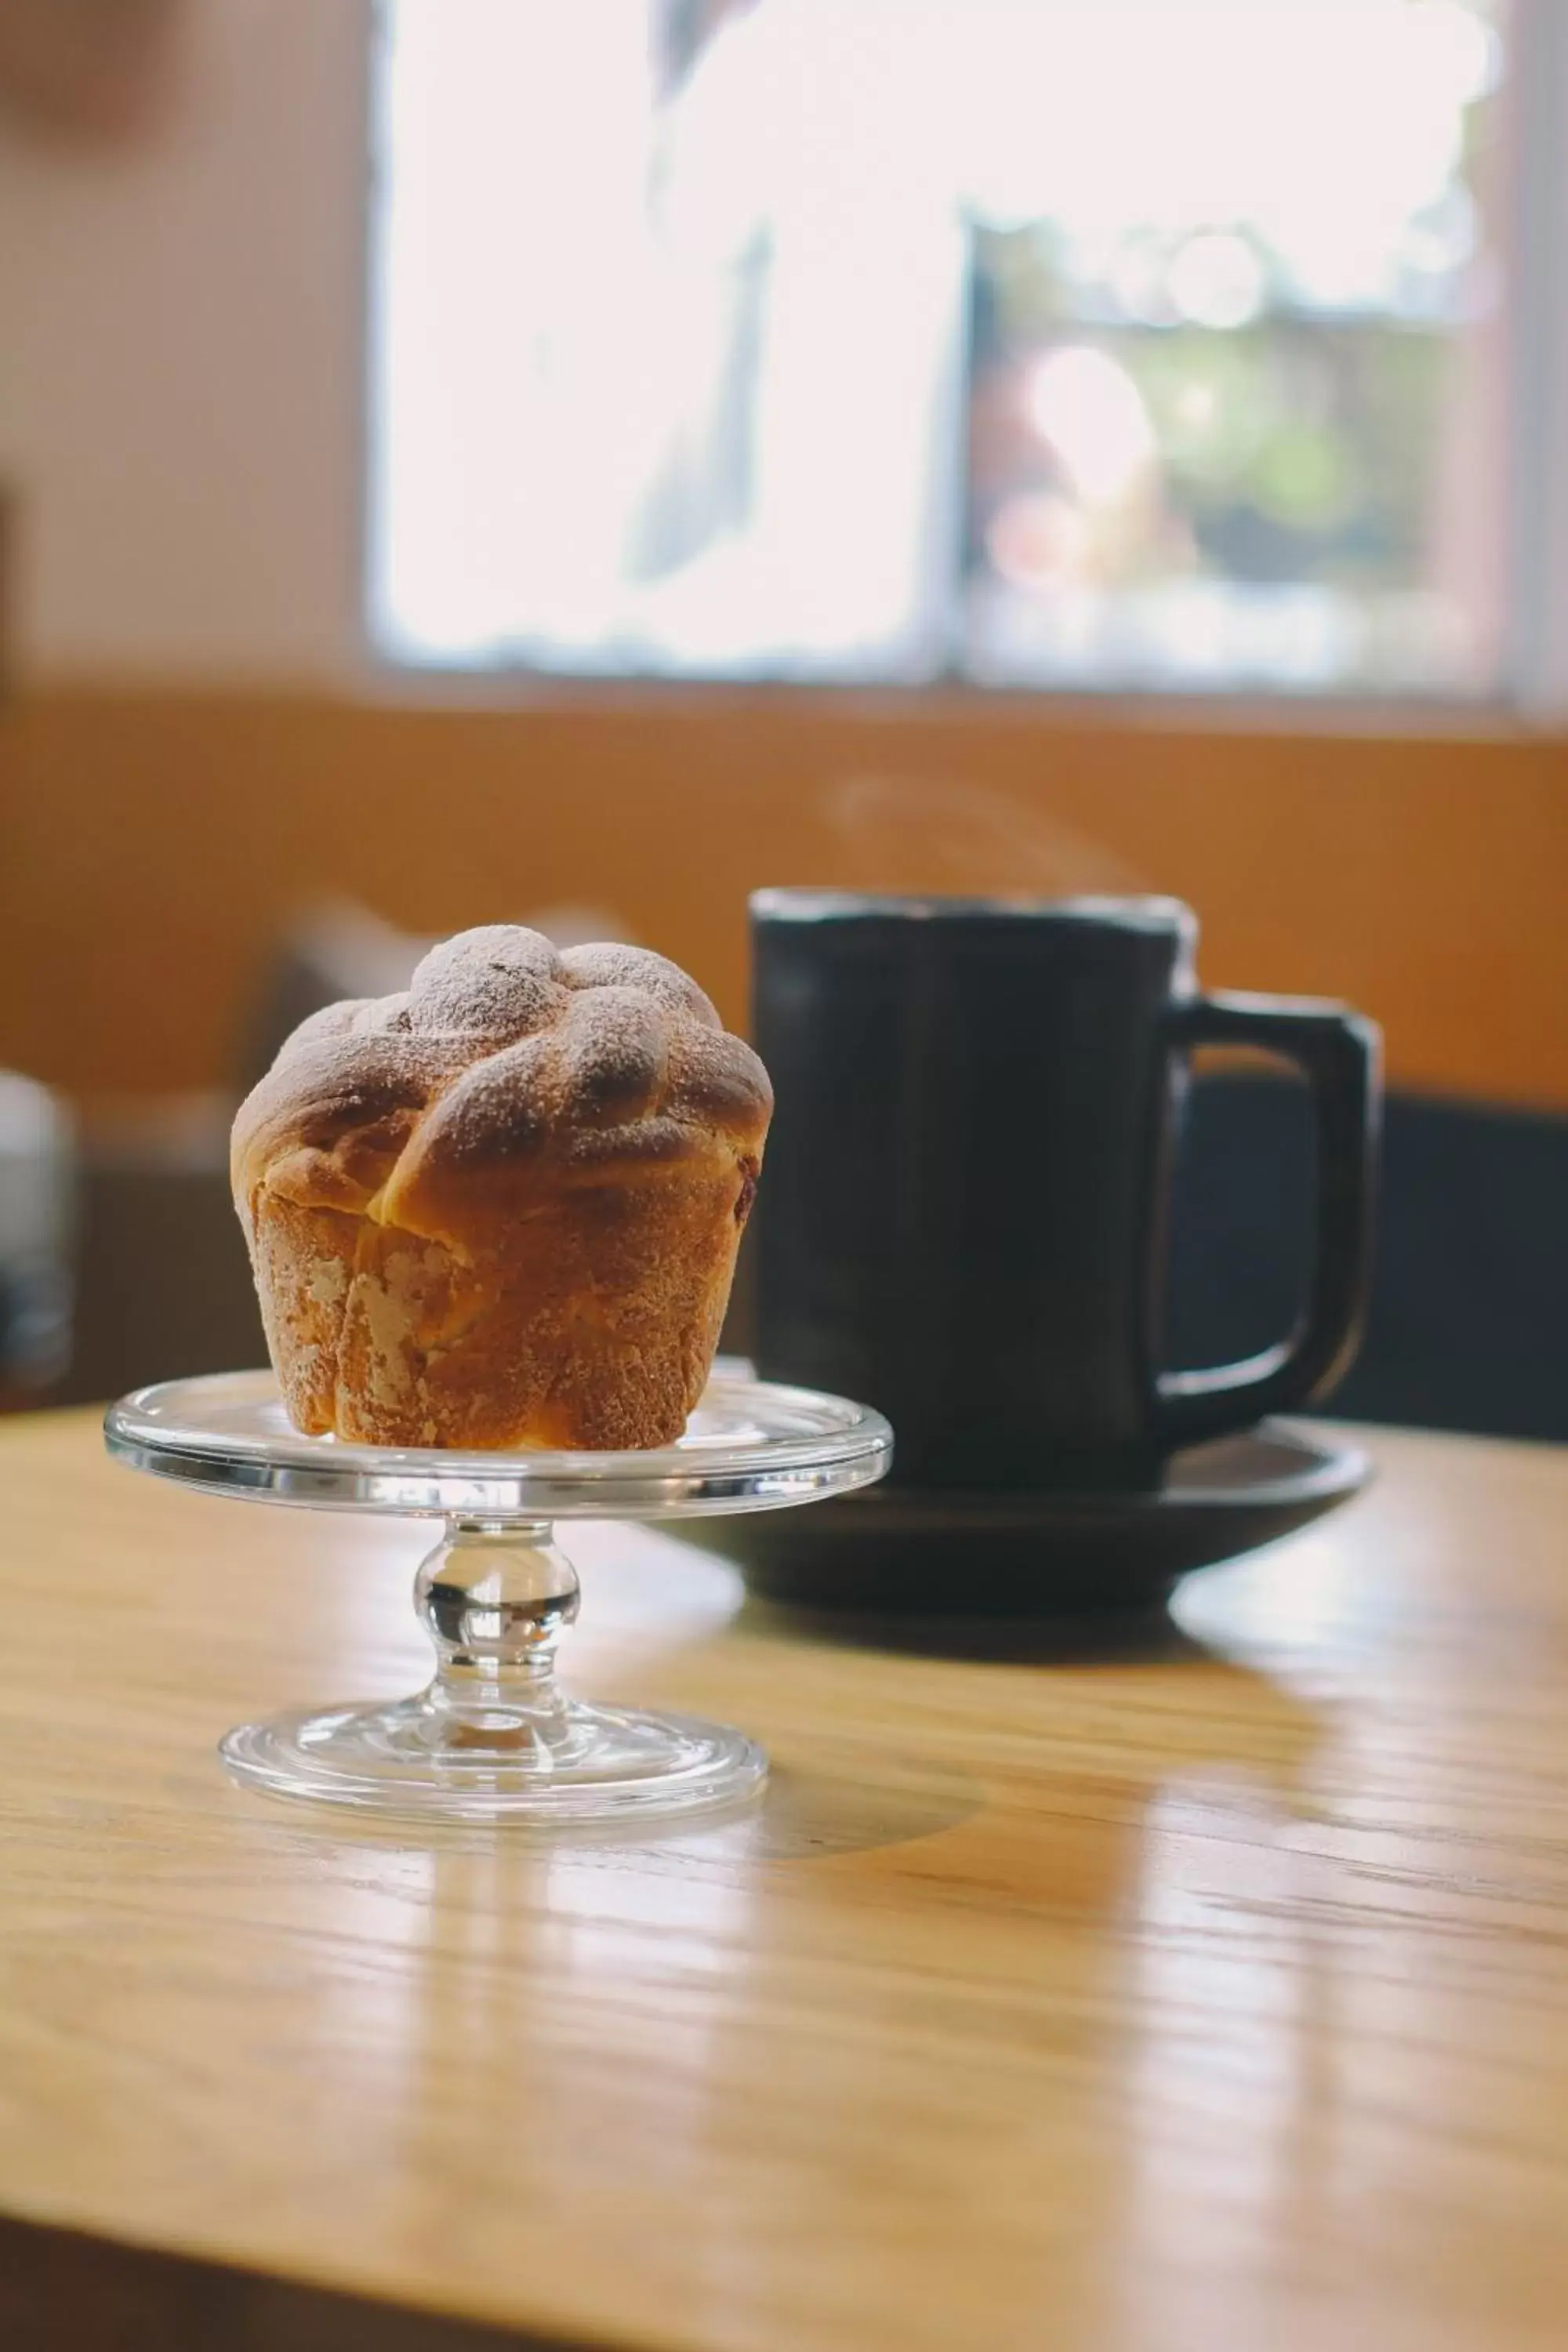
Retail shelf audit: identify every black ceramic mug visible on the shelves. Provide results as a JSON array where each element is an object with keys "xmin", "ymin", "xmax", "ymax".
[{"xmin": 751, "ymin": 891, "xmax": 1380, "ymax": 1491}]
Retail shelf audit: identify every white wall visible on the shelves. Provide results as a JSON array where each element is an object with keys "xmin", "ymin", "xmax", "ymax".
[{"xmin": 0, "ymin": 0, "xmax": 368, "ymax": 681}]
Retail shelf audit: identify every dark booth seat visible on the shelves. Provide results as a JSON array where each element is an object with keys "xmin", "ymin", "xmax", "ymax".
[{"xmin": 1165, "ymin": 1079, "xmax": 1568, "ymax": 1445}]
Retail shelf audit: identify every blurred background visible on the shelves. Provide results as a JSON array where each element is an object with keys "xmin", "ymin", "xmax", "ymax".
[{"xmin": 0, "ymin": 0, "xmax": 1564, "ymax": 1432}]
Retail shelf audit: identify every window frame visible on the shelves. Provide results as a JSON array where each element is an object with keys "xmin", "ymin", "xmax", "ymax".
[{"xmin": 363, "ymin": 0, "xmax": 1566, "ymax": 726}]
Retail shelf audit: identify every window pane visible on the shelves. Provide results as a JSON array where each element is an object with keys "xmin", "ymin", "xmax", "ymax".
[{"xmin": 372, "ymin": 0, "xmax": 1510, "ymax": 695}]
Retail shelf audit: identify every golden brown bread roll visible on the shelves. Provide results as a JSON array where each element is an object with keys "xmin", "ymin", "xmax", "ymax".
[{"xmin": 231, "ymin": 927, "xmax": 771, "ymax": 1450}]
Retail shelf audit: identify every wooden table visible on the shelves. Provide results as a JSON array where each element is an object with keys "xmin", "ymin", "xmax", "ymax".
[{"xmin": 2, "ymin": 1411, "xmax": 1567, "ymax": 2352}]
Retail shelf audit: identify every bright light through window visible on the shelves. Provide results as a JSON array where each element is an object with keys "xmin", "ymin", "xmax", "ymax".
[{"xmin": 370, "ymin": 0, "xmax": 1509, "ymax": 695}]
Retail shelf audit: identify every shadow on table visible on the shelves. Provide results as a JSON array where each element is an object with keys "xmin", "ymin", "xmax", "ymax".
[{"xmin": 736, "ymin": 1593, "xmax": 1203, "ymax": 1667}]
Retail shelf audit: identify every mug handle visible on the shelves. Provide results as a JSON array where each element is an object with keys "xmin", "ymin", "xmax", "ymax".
[{"xmin": 1151, "ymin": 990, "xmax": 1381, "ymax": 1447}]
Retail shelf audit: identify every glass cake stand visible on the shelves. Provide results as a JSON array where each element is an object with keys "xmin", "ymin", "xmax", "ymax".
[{"xmin": 103, "ymin": 1363, "xmax": 891, "ymax": 1827}]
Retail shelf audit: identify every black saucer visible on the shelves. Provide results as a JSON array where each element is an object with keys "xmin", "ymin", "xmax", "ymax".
[{"xmin": 673, "ymin": 1421, "xmax": 1370, "ymax": 1617}]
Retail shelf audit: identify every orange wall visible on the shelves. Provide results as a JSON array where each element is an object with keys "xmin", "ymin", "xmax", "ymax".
[{"xmin": 2, "ymin": 685, "xmax": 1566, "ymax": 1107}]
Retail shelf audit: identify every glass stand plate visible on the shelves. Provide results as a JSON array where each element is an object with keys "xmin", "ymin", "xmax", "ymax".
[{"xmin": 105, "ymin": 1363, "xmax": 891, "ymax": 1827}]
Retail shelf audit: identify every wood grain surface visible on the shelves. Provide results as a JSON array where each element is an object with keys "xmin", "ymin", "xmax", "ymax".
[{"xmin": 2, "ymin": 1410, "xmax": 1567, "ymax": 2350}]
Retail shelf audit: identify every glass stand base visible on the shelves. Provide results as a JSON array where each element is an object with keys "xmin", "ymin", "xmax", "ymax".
[
  {"xmin": 216, "ymin": 1517, "xmax": 770, "ymax": 1825},
  {"xmin": 220, "ymin": 1692, "xmax": 767, "ymax": 1824}
]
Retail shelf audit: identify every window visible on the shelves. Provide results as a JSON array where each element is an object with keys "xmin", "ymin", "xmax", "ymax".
[{"xmin": 370, "ymin": 0, "xmax": 1525, "ymax": 698}]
